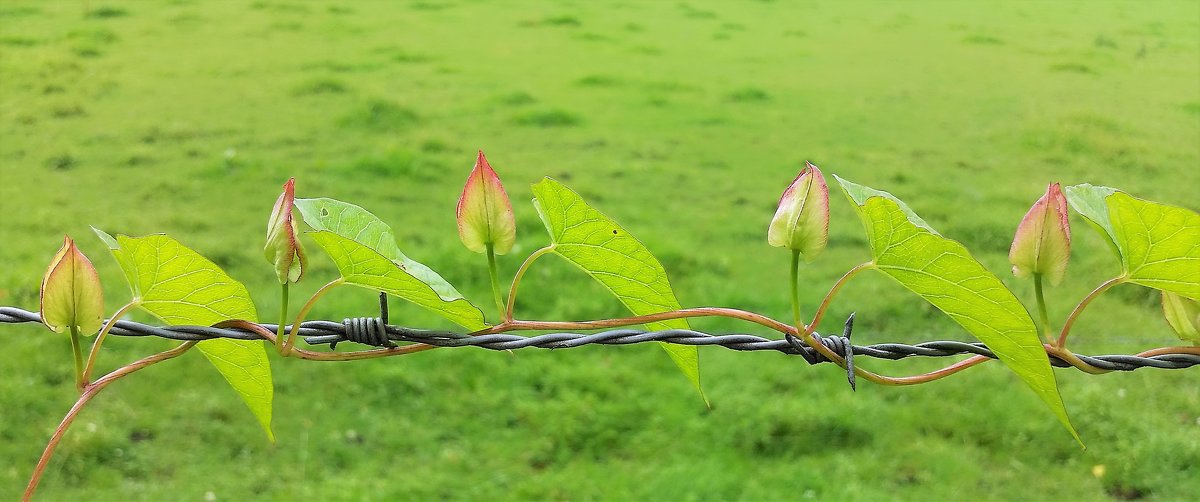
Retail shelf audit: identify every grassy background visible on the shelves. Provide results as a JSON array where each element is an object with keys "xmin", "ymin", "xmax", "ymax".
[{"xmin": 1, "ymin": 1, "xmax": 1198, "ymax": 500}]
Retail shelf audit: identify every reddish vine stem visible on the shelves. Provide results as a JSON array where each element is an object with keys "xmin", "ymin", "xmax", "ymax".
[
  {"xmin": 504, "ymin": 245, "xmax": 554, "ymax": 321},
  {"xmin": 481, "ymin": 307, "xmax": 797, "ymax": 336},
  {"xmin": 480, "ymin": 287, "xmax": 983, "ymax": 387},
  {"xmin": 81, "ymin": 300, "xmax": 139, "ymax": 386},
  {"xmin": 1056, "ymin": 276, "xmax": 1124, "ymax": 349},
  {"xmin": 1137, "ymin": 345, "xmax": 1200, "ymax": 357},
  {"xmin": 24, "ymin": 297, "xmax": 1182, "ymax": 502},
  {"xmin": 791, "ymin": 262, "xmax": 910, "ymax": 385},
  {"xmin": 253, "ymin": 304, "xmax": 1189, "ymax": 378},
  {"xmin": 24, "ymin": 341, "xmax": 197, "ymax": 502},
  {"xmin": 282, "ymin": 278, "xmax": 343, "ymax": 356},
  {"xmin": 878, "ymin": 355, "xmax": 992, "ymax": 385},
  {"xmin": 1044, "ymin": 344, "xmax": 1110, "ymax": 375},
  {"xmin": 804, "ymin": 262, "xmax": 874, "ymax": 337}
]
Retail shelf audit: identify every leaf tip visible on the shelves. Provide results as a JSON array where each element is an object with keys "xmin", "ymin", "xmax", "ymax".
[{"xmin": 92, "ymin": 226, "xmax": 119, "ymax": 250}]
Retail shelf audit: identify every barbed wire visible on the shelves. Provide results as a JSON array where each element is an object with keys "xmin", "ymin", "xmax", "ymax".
[{"xmin": 3, "ymin": 306, "xmax": 1196, "ymax": 374}]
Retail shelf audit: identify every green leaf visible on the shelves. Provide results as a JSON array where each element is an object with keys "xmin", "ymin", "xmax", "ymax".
[
  {"xmin": 295, "ymin": 198, "xmax": 467, "ymax": 302},
  {"xmin": 1066, "ymin": 186, "xmax": 1200, "ymax": 299},
  {"xmin": 1161, "ymin": 291, "xmax": 1200, "ymax": 344},
  {"xmin": 837, "ymin": 177, "xmax": 939, "ymax": 234},
  {"xmin": 832, "ymin": 176, "xmax": 1078, "ymax": 443},
  {"xmin": 530, "ymin": 178, "xmax": 702, "ymax": 400},
  {"xmin": 1108, "ymin": 193, "xmax": 1200, "ymax": 300},
  {"xmin": 309, "ymin": 231, "xmax": 488, "ymax": 331},
  {"xmin": 1064, "ymin": 184, "xmax": 1123, "ymax": 264},
  {"xmin": 92, "ymin": 229, "xmax": 274, "ymax": 441}
]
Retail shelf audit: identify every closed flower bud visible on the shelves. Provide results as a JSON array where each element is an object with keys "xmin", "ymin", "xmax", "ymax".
[
  {"xmin": 1009, "ymin": 183, "xmax": 1071, "ymax": 285},
  {"xmin": 457, "ymin": 150, "xmax": 516, "ymax": 255},
  {"xmin": 264, "ymin": 178, "xmax": 307, "ymax": 284},
  {"xmin": 767, "ymin": 161, "xmax": 829, "ymax": 261},
  {"xmin": 40, "ymin": 236, "xmax": 104, "ymax": 335}
]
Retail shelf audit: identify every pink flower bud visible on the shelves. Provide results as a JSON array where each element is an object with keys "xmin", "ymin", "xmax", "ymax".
[
  {"xmin": 40, "ymin": 236, "xmax": 105, "ymax": 334},
  {"xmin": 264, "ymin": 178, "xmax": 307, "ymax": 284},
  {"xmin": 457, "ymin": 150, "xmax": 516, "ymax": 255},
  {"xmin": 1009, "ymin": 183, "xmax": 1071, "ymax": 285},
  {"xmin": 767, "ymin": 161, "xmax": 829, "ymax": 261}
]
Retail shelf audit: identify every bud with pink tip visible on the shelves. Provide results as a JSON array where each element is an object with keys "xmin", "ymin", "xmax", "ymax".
[
  {"xmin": 767, "ymin": 161, "xmax": 829, "ymax": 261},
  {"xmin": 1009, "ymin": 183, "xmax": 1071, "ymax": 285},
  {"xmin": 40, "ymin": 236, "xmax": 104, "ymax": 334},
  {"xmin": 264, "ymin": 178, "xmax": 307, "ymax": 284},
  {"xmin": 457, "ymin": 151, "xmax": 516, "ymax": 255}
]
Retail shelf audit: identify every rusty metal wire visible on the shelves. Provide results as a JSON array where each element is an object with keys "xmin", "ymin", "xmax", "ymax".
[{"xmin": 3, "ymin": 306, "xmax": 1195, "ymax": 373}]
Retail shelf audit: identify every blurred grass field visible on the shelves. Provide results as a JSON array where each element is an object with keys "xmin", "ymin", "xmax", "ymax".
[{"xmin": 1, "ymin": 1, "xmax": 1198, "ymax": 500}]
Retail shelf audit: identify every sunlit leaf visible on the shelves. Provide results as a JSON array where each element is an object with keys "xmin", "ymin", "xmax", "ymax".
[
  {"xmin": 1161, "ymin": 292, "xmax": 1200, "ymax": 344},
  {"xmin": 93, "ymin": 229, "xmax": 274, "ymax": 441},
  {"xmin": 1108, "ymin": 193, "xmax": 1200, "ymax": 300},
  {"xmin": 308, "ymin": 231, "xmax": 488, "ymax": 331},
  {"xmin": 40, "ymin": 236, "xmax": 105, "ymax": 335},
  {"xmin": 1066, "ymin": 186, "xmax": 1200, "ymax": 300},
  {"xmin": 295, "ymin": 198, "xmax": 466, "ymax": 302},
  {"xmin": 530, "ymin": 178, "xmax": 702, "ymax": 401},
  {"xmin": 1063, "ymin": 184, "xmax": 1121, "ymax": 263},
  {"xmin": 833, "ymin": 175, "xmax": 1078, "ymax": 443}
]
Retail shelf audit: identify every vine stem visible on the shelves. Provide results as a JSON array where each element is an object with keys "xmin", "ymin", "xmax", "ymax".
[
  {"xmin": 785, "ymin": 261, "xmax": 1108, "ymax": 387},
  {"xmin": 1033, "ymin": 273, "xmax": 1054, "ymax": 343},
  {"xmin": 1044, "ymin": 344, "xmax": 1109, "ymax": 375},
  {"xmin": 805, "ymin": 262, "xmax": 874, "ymax": 336},
  {"xmin": 68, "ymin": 325, "xmax": 84, "ymax": 393},
  {"xmin": 478, "ymin": 307, "xmax": 797, "ymax": 336},
  {"xmin": 282, "ymin": 278, "xmax": 343, "ymax": 356},
  {"xmin": 790, "ymin": 250, "xmax": 804, "ymax": 329},
  {"xmin": 504, "ymin": 245, "xmax": 554, "ymax": 321},
  {"xmin": 486, "ymin": 244, "xmax": 505, "ymax": 320},
  {"xmin": 792, "ymin": 261, "xmax": 922, "ymax": 387},
  {"xmin": 275, "ymin": 283, "xmax": 289, "ymax": 350},
  {"xmin": 1138, "ymin": 345, "xmax": 1200, "ymax": 357},
  {"xmin": 478, "ymin": 260, "xmax": 966, "ymax": 388},
  {"xmin": 23, "ymin": 341, "xmax": 196, "ymax": 502},
  {"xmin": 82, "ymin": 300, "xmax": 139, "ymax": 385},
  {"xmin": 1056, "ymin": 276, "xmax": 1125, "ymax": 349}
]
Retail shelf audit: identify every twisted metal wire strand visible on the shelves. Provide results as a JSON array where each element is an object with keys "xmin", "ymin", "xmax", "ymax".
[{"xmin": 2, "ymin": 306, "xmax": 1196, "ymax": 372}]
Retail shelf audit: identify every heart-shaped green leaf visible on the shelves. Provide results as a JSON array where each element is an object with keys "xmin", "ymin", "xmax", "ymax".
[
  {"xmin": 1065, "ymin": 186, "xmax": 1200, "ymax": 300},
  {"xmin": 1110, "ymin": 194, "xmax": 1200, "ymax": 299},
  {"xmin": 295, "ymin": 198, "xmax": 468, "ymax": 302},
  {"xmin": 833, "ymin": 175, "xmax": 1078, "ymax": 444},
  {"xmin": 309, "ymin": 231, "xmax": 488, "ymax": 331},
  {"xmin": 1063, "ymin": 184, "xmax": 1121, "ymax": 261},
  {"xmin": 530, "ymin": 178, "xmax": 702, "ymax": 401},
  {"xmin": 93, "ymin": 229, "xmax": 274, "ymax": 441}
]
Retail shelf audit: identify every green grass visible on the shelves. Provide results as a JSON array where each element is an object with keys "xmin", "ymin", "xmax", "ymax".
[{"xmin": 1, "ymin": 1, "xmax": 1198, "ymax": 500}]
